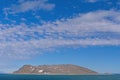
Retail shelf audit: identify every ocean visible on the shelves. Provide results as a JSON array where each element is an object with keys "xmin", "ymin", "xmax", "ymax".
[{"xmin": 0, "ymin": 74, "xmax": 120, "ymax": 80}]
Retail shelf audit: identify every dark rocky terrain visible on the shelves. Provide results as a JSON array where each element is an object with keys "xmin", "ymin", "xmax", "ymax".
[{"xmin": 13, "ymin": 64, "xmax": 97, "ymax": 75}]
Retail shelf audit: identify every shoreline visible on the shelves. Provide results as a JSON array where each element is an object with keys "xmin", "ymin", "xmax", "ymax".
[{"xmin": 1, "ymin": 73, "xmax": 114, "ymax": 76}]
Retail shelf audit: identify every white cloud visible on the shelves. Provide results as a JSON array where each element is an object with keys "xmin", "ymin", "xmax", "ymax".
[
  {"xmin": 5, "ymin": 0, "xmax": 55, "ymax": 14},
  {"xmin": 0, "ymin": 10, "xmax": 120, "ymax": 59},
  {"xmin": 86, "ymin": 0, "xmax": 98, "ymax": 3}
]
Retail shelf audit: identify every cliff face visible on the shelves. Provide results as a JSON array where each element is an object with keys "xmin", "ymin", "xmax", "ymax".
[{"xmin": 13, "ymin": 64, "xmax": 97, "ymax": 75}]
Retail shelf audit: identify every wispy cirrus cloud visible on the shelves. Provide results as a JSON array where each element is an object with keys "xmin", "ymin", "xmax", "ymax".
[
  {"xmin": 85, "ymin": 0, "xmax": 98, "ymax": 3},
  {"xmin": 0, "ymin": 10, "xmax": 120, "ymax": 59},
  {"xmin": 4, "ymin": 0, "xmax": 55, "ymax": 14}
]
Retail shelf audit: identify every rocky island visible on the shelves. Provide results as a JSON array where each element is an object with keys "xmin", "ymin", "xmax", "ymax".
[{"xmin": 13, "ymin": 64, "xmax": 97, "ymax": 75}]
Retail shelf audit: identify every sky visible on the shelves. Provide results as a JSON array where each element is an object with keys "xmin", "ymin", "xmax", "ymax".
[{"xmin": 0, "ymin": 0, "xmax": 120, "ymax": 73}]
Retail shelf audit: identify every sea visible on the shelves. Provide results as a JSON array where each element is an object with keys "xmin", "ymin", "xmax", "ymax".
[{"xmin": 0, "ymin": 74, "xmax": 120, "ymax": 80}]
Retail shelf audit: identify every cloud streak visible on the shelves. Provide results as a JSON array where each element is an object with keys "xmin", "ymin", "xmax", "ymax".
[
  {"xmin": 85, "ymin": 0, "xmax": 98, "ymax": 3},
  {"xmin": 4, "ymin": 0, "xmax": 55, "ymax": 14},
  {"xmin": 0, "ymin": 10, "xmax": 120, "ymax": 59}
]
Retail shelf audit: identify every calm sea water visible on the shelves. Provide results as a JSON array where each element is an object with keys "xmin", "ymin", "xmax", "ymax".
[{"xmin": 0, "ymin": 74, "xmax": 120, "ymax": 80}]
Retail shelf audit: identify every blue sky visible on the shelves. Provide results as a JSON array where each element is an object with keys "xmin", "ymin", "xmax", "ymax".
[{"xmin": 0, "ymin": 0, "xmax": 120, "ymax": 73}]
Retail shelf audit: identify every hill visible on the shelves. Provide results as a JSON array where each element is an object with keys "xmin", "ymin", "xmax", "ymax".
[{"xmin": 13, "ymin": 64, "xmax": 97, "ymax": 75}]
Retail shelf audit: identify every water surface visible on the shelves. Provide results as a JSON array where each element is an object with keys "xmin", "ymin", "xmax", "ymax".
[{"xmin": 0, "ymin": 74, "xmax": 120, "ymax": 80}]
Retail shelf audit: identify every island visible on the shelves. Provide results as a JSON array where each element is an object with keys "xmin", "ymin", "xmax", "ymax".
[{"xmin": 13, "ymin": 64, "xmax": 97, "ymax": 75}]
